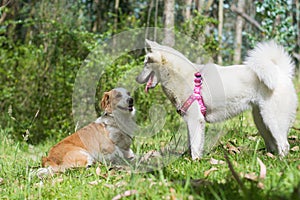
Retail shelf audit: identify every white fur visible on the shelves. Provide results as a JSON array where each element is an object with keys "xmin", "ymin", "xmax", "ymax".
[
  {"xmin": 137, "ymin": 40, "xmax": 298, "ymax": 159},
  {"xmin": 36, "ymin": 167, "xmax": 53, "ymax": 179},
  {"xmin": 245, "ymin": 40, "xmax": 295, "ymax": 90}
]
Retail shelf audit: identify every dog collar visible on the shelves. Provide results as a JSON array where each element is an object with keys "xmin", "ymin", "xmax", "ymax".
[{"xmin": 178, "ymin": 72, "xmax": 206, "ymax": 116}]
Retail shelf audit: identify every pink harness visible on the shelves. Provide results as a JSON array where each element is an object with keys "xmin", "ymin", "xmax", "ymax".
[{"xmin": 179, "ymin": 72, "xmax": 206, "ymax": 116}]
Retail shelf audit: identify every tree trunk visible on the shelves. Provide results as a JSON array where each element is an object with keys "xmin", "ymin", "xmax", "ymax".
[
  {"xmin": 184, "ymin": 0, "xmax": 193, "ymax": 20},
  {"xmin": 0, "ymin": 0, "xmax": 9, "ymax": 24},
  {"xmin": 154, "ymin": 0, "xmax": 159, "ymax": 40},
  {"xmin": 233, "ymin": 0, "xmax": 245, "ymax": 64},
  {"xmin": 217, "ymin": 0, "xmax": 223, "ymax": 65},
  {"xmin": 295, "ymin": 0, "xmax": 300, "ymax": 70},
  {"xmin": 112, "ymin": 0, "xmax": 119, "ymax": 47},
  {"xmin": 163, "ymin": 0, "xmax": 175, "ymax": 47},
  {"xmin": 114, "ymin": 0, "xmax": 119, "ymax": 32},
  {"xmin": 197, "ymin": 0, "xmax": 214, "ymax": 13},
  {"xmin": 231, "ymin": 4, "xmax": 263, "ymax": 32},
  {"xmin": 92, "ymin": 0, "xmax": 101, "ymax": 32}
]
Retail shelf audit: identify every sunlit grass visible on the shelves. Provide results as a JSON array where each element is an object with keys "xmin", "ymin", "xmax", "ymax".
[{"xmin": 0, "ymin": 79, "xmax": 299, "ymax": 199}]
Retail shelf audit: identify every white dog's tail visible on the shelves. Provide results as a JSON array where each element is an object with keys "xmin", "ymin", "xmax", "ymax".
[{"xmin": 244, "ymin": 41, "xmax": 295, "ymax": 90}]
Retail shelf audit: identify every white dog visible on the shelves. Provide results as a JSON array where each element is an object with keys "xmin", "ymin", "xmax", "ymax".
[{"xmin": 136, "ymin": 40, "xmax": 298, "ymax": 160}]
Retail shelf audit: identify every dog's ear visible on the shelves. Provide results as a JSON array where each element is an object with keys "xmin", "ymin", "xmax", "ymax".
[
  {"xmin": 145, "ymin": 40, "xmax": 151, "ymax": 53},
  {"xmin": 145, "ymin": 39, "xmax": 160, "ymax": 52},
  {"xmin": 100, "ymin": 91, "xmax": 112, "ymax": 113}
]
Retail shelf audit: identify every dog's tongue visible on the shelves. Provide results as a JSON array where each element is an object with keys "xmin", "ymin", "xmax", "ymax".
[{"xmin": 145, "ymin": 75, "xmax": 153, "ymax": 93}]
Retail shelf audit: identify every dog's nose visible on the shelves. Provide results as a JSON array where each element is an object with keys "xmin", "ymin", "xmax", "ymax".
[{"xmin": 127, "ymin": 98, "xmax": 134, "ymax": 105}]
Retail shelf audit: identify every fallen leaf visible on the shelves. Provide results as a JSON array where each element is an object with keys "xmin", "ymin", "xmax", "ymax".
[
  {"xmin": 52, "ymin": 177, "xmax": 64, "ymax": 185},
  {"xmin": 0, "ymin": 178, "xmax": 3, "ymax": 185},
  {"xmin": 148, "ymin": 177, "xmax": 157, "ymax": 188},
  {"xmin": 108, "ymin": 168, "xmax": 117, "ymax": 176},
  {"xmin": 104, "ymin": 183, "xmax": 114, "ymax": 189},
  {"xmin": 244, "ymin": 172, "xmax": 258, "ymax": 181},
  {"xmin": 184, "ymin": 157, "xmax": 192, "ymax": 162},
  {"xmin": 149, "ymin": 182, "xmax": 156, "ymax": 188},
  {"xmin": 112, "ymin": 190, "xmax": 138, "ymax": 200},
  {"xmin": 225, "ymin": 143, "xmax": 240, "ymax": 154},
  {"xmin": 115, "ymin": 180, "xmax": 127, "ymax": 188},
  {"xmin": 210, "ymin": 158, "xmax": 225, "ymax": 165},
  {"xmin": 266, "ymin": 152, "xmax": 275, "ymax": 158},
  {"xmin": 257, "ymin": 157, "xmax": 267, "ymax": 180},
  {"xmin": 248, "ymin": 136, "xmax": 257, "ymax": 141},
  {"xmin": 297, "ymin": 165, "xmax": 300, "ymax": 170},
  {"xmin": 289, "ymin": 135, "xmax": 298, "ymax": 140},
  {"xmin": 204, "ymin": 167, "xmax": 218, "ymax": 177},
  {"xmin": 88, "ymin": 180, "xmax": 101, "ymax": 185},
  {"xmin": 158, "ymin": 179, "xmax": 169, "ymax": 186},
  {"xmin": 170, "ymin": 188, "xmax": 176, "ymax": 200},
  {"xmin": 140, "ymin": 150, "xmax": 162, "ymax": 162},
  {"xmin": 257, "ymin": 182, "xmax": 264, "ymax": 189},
  {"xmin": 84, "ymin": 173, "xmax": 93, "ymax": 178},
  {"xmin": 188, "ymin": 195, "xmax": 194, "ymax": 200},
  {"xmin": 291, "ymin": 146, "xmax": 299, "ymax": 152},
  {"xmin": 96, "ymin": 166, "xmax": 101, "ymax": 176}
]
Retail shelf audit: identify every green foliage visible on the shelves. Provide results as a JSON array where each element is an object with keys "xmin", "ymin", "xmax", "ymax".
[
  {"xmin": 180, "ymin": 11, "xmax": 219, "ymax": 62},
  {"xmin": 0, "ymin": 0, "xmax": 161, "ymax": 144},
  {"xmin": 247, "ymin": 0, "xmax": 296, "ymax": 52},
  {"xmin": 0, "ymin": 10, "xmax": 102, "ymax": 143}
]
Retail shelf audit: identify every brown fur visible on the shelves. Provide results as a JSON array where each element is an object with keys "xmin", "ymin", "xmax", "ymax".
[
  {"xmin": 101, "ymin": 91, "xmax": 112, "ymax": 113},
  {"xmin": 38, "ymin": 88, "xmax": 135, "ymax": 176},
  {"xmin": 41, "ymin": 122, "xmax": 115, "ymax": 172}
]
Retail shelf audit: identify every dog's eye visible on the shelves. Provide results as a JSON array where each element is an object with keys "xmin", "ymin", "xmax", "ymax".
[
  {"xmin": 116, "ymin": 93, "xmax": 122, "ymax": 98},
  {"xmin": 127, "ymin": 92, "xmax": 131, "ymax": 96},
  {"xmin": 144, "ymin": 56, "xmax": 153, "ymax": 64}
]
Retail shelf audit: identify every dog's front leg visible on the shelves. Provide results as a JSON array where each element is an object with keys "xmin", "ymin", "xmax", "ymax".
[{"xmin": 183, "ymin": 102, "xmax": 206, "ymax": 160}]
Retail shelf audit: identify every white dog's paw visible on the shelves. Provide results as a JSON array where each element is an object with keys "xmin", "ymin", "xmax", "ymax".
[
  {"xmin": 278, "ymin": 142, "xmax": 290, "ymax": 157},
  {"xmin": 36, "ymin": 167, "xmax": 53, "ymax": 179},
  {"xmin": 191, "ymin": 150, "xmax": 203, "ymax": 160},
  {"xmin": 127, "ymin": 149, "xmax": 135, "ymax": 159}
]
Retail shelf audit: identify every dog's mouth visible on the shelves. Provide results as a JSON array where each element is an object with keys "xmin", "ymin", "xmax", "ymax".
[
  {"xmin": 117, "ymin": 105, "xmax": 134, "ymax": 112},
  {"xmin": 145, "ymin": 72, "xmax": 155, "ymax": 93}
]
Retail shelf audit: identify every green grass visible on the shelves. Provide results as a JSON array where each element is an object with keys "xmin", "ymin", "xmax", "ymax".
[{"xmin": 0, "ymin": 79, "xmax": 300, "ymax": 200}]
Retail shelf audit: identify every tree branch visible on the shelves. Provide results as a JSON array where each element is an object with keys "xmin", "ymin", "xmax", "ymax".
[
  {"xmin": 231, "ymin": 5, "xmax": 264, "ymax": 32},
  {"xmin": 0, "ymin": 0, "xmax": 10, "ymax": 24},
  {"xmin": 292, "ymin": 126, "xmax": 300, "ymax": 131}
]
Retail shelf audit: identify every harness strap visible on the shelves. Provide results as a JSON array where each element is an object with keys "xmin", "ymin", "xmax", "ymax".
[{"xmin": 178, "ymin": 72, "xmax": 206, "ymax": 116}]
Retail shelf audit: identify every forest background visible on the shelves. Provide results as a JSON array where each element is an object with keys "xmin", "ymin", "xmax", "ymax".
[{"xmin": 0, "ymin": 0, "xmax": 299, "ymax": 143}]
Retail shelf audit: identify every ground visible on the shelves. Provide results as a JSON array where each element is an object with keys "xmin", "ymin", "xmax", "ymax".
[{"xmin": 0, "ymin": 78, "xmax": 299, "ymax": 200}]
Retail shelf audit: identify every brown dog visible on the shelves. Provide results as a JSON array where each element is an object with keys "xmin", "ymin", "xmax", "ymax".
[{"xmin": 37, "ymin": 88, "xmax": 135, "ymax": 178}]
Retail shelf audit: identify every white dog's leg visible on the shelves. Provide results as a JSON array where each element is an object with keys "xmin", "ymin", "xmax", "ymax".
[
  {"xmin": 252, "ymin": 105, "xmax": 278, "ymax": 152},
  {"xmin": 183, "ymin": 102, "xmax": 206, "ymax": 160},
  {"xmin": 252, "ymin": 105, "xmax": 290, "ymax": 156}
]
